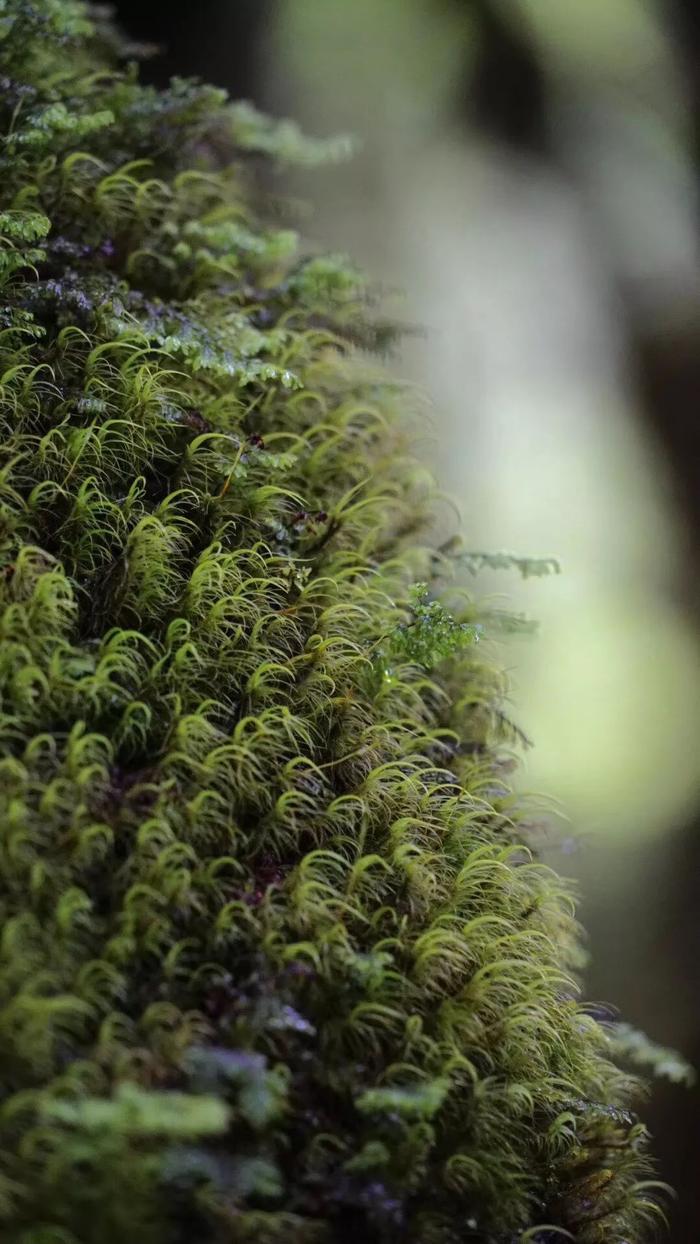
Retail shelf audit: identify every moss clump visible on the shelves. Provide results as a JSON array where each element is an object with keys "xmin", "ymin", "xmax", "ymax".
[{"xmin": 0, "ymin": 4, "xmax": 661, "ymax": 1242}]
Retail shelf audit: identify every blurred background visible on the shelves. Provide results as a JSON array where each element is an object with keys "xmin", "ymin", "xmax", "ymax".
[{"xmin": 114, "ymin": 1, "xmax": 700, "ymax": 1234}]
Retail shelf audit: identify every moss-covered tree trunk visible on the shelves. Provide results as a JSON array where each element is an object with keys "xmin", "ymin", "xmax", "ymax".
[{"xmin": 0, "ymin": 3, "xmax": 661, "ymax": 1242}]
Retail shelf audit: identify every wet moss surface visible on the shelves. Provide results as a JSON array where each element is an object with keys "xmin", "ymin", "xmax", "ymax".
[{"xmin": 0, "ymin": 4, "xmax": 662, "ymax": 1241}]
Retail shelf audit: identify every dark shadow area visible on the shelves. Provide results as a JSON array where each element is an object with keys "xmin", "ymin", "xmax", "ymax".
[{"xmin": 112, "ymin": 0, "xmax": 273, "ymax": 98}]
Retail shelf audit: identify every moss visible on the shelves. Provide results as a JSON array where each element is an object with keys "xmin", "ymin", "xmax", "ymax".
[{"xmin": 0, "ymin": 3, "xmax": 662, "ymax": 1242}]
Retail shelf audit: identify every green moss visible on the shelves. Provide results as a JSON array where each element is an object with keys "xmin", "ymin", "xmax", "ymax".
[{"xmin": 0, "ymin": 3, "xmax": 662, "ymax": 1242}]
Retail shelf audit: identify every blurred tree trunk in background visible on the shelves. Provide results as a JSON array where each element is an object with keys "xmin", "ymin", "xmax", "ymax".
[{"xmin": 113, "ymin": 1, "xmax": 700, "ymax": 1235}]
